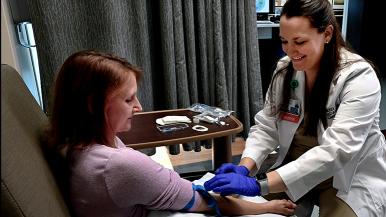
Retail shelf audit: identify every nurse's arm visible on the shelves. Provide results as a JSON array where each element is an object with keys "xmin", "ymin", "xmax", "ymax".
[
  {"xmin": 240, "ymin": 157, "xmax": 288, "ymax": 193},
  {"xmin": 267, "ymin": 171, "xmax": 287, "ymax": 192},
  {"xmin": 239, "ymin": 157, "xmax": 258, "ymax": 173}
]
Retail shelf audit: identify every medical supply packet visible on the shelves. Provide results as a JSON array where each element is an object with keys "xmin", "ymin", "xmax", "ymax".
[{"xmin": 188, "ymin": 103, "xmax": 234, "ymax": 118}]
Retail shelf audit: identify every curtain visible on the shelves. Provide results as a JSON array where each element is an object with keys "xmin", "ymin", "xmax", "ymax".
[{"xmin": 27, "ymin": 0, "xmax": 264, "ymax": 154}]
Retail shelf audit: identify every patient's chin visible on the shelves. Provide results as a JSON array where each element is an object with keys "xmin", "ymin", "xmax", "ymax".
[
  {"xmin": 124, "ymin": 123, "xmax": 132, "ymax": 131},
  {"xmin": 117, "ymin": 123, "xmax": 132, "ymax": 133}
]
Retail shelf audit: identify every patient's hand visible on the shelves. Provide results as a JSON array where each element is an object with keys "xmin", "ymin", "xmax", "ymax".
[{"xmin": 263, "ymin": 199, "xmax": 296, "ymax": 216}]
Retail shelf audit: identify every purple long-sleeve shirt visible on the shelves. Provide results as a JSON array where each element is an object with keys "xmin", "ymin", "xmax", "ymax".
[{"xmin": 69, "ymin": 137, "xmax": 202, "ymax": 217}]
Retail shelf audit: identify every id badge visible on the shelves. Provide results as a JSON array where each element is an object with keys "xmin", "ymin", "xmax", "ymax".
[{"xmin": 280, "ymin": 99, "xmax": 300, "ymax": 123}]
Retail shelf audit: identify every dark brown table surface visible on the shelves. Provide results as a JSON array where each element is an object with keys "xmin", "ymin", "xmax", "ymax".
[{"xmin": 117, "ymin": 109, "xmax": 243, "ymax": 169}]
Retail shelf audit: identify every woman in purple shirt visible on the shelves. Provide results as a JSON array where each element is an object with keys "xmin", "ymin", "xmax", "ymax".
[{"xmin": 47, "ymin": 50, "xmax": 296, "ymax": 217}]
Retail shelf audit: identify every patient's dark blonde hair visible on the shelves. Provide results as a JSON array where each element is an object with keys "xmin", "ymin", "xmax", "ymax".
[{"xmin": 49, "ymin": 50, "xmax": 142, "ymax": 150}]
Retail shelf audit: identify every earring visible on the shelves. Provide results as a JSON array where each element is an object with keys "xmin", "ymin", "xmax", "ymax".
[{"xmin": 325, "ymin": 40, "xmax": 329, "ymax": 44}]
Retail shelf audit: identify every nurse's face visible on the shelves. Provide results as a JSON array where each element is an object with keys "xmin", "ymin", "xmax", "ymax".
[
  {"xmin": 104, "ymin": 71, "xmax": 142, "ymax": 135},
  {"xmin": 279, "ymin": 15, "xmax": 332, "ymax": 75}
]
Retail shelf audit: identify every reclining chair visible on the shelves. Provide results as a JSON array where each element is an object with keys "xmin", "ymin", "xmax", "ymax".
[{"xmin": 1, "ymin": 64, "xmax": 71, "ymax": 217}]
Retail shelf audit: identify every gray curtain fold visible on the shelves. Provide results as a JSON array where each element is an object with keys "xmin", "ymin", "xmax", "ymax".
[
  {"xmin": 26, "ymin": 0, "xmax": 264, "ymax": 155},
  {"xmin": 26, "ymin": 0, "xmax": 155, "ymax": 112}
]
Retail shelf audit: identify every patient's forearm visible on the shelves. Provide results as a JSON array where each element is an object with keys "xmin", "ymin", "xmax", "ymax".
[
  {"xmin": 191, "ymin": 194, "xmax": 267, "ymax": 215},
  {"xmin": 191, "ymin": 193, "xmax": 295, "ymax": 216},
  {"xmin": 213, "ymin": 195, "xmax": 269, "ymax": 215}
]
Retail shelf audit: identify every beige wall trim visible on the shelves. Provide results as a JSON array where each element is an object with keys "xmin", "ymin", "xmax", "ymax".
[{"xmin": 1, "ymin": 0, "xmax": 21, "ymax": 73}]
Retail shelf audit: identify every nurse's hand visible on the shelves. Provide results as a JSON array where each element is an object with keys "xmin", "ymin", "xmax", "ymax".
[
  {"xmin": 204, "ymin": 173, "xmax": 260, "ymax": 196},
  {"xmin": 215, "ymin": 163, "xmax": 249, "ymax": 176}
]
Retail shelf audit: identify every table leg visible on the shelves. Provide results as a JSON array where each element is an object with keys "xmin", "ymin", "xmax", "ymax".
[{"xmin": 212, "ymin": 136, "xmax": 232, "ymax": 170}]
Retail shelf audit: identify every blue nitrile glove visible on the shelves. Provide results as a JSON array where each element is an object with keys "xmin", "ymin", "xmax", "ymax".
[
  {"xmin": 204, "ymin": 173, "xmax": 261, "ymax": 197},
  {"xmin": 215, "ymin": 163, "xmax": 250, "ymax": 176}
]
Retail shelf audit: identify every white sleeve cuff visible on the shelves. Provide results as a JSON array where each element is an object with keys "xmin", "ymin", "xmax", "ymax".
[{"xmin": 275, "ymin": 162, "xmax": 309, "ymax": 201}]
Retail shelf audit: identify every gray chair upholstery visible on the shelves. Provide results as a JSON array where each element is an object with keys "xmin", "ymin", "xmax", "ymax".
[{"xmin": 1, "ymin": 64, "xmax": 71, "ymax": 217}]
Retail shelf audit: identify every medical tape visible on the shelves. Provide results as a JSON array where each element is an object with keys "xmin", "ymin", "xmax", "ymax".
[
  {"xmin": 192, "ymin": 125, "xmax": 208, "ymax": 132},
  {"xmin": 193, "ymin": 117, "xmax": 200, "ymax": 124}
]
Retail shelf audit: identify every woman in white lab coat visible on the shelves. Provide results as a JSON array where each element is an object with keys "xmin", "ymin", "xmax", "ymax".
[{"xmin": 204, "ymin": 0, "xmax": 386, "ymax": 216}]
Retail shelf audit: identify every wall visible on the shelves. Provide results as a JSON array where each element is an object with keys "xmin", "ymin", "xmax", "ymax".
[
  {"xmin": 1, "ymin": 0, "xmax": 43, "ymax": 107},
  {"xmin": 1, "ymin": 0, "xmax": 21, "ymax": 73},
  {"xmin": 345, "ymin": 0, "xmax": 386, "ymax": 129}
]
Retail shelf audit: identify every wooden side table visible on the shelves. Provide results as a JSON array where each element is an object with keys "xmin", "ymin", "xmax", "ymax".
[{"xmin": 117, "ymin": 109, "xmax": 243, "ymax": 169}]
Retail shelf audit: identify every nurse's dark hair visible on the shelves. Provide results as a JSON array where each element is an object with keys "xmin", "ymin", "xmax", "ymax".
[
  {"xmin": 268, "ymin": 0, "xmax": 345, "ymax": 136},
  {"xmin": 48, "ymin": 50, "xmax": 143, "ymax": 150}
]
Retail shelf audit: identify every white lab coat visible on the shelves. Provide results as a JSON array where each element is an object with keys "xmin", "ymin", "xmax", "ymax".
[{"xmin": 242, "ymin": 49, "xmax": 386, "ymax": 216}]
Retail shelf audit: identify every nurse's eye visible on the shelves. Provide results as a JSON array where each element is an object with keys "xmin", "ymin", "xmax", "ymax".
[
  {"xmin": 280, "ymin": 40, "xmax": 288, "ymax": 44},
  {"xmin": 295, "ymin": 41, "xmax": 305, "ymax": 45}
]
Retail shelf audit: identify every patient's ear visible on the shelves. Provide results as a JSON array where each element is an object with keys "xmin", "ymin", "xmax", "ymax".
[{"xmin": 324, "ymin": 24, "xmax": 334, "ymax": 43}]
